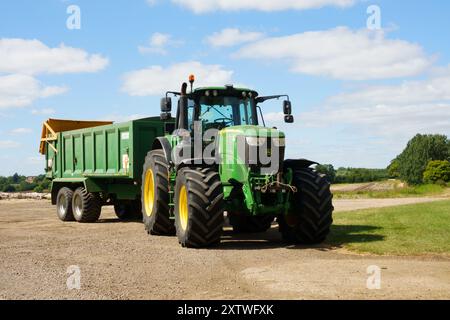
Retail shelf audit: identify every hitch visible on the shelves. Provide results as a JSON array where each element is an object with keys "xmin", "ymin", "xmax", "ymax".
[{"xmin": 259, "ymin": 172, "xmax": 298, "ymax": 194}]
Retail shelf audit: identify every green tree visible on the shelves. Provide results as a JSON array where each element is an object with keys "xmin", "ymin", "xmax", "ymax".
[
  {"xmin": 34, "ymin": 185, "xmax": 44, "ymax": 193},
  {"xmin": 11, "ymin": 173, "xmax": 20, "ymax": 184},
  {"xmin": 2, "ymin": 184, "xmax": 16, "ymax": 192},
  {"xmin": 395, "ymin": 134, "xmax": 450, "ymax": 185},
  {"xmin": 423, "ymin": 160, "xmax": 450, "ymax": 184},
  {"xmin": 17, "ymin": 181, "xmax": 37, "ymax": 192},
  {"xmin": 387, "ymin": 159, "xmax": 401, "ymax": 179},
  {"xmin": 315, "ymin": 164, "xmax": 336, "ymax": 183}
]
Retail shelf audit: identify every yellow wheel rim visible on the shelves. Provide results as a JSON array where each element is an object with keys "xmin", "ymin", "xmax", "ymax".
[
  {"xmin": 144, "ymin": 169, "xmax": 155, "ymax": 217},
  {"xmin": 179, "ymin": 185, "xmax": 188, "ymax": 231}
]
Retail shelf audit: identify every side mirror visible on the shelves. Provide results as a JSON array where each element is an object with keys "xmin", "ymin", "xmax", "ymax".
[
  {"xmin": 161, "ymin": 97, "xmax": 172, "ymax": 113},
  {"xmin": 284, "ymin": 115, "xmax": 294, "ymax": 123},
  {"xmin": 283, "ymin": 100, "xmax": 292, "ymax": 115}
]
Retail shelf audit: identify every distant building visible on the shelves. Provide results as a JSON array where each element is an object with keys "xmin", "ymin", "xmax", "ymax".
[{"xmin": 26, "ymin": 176, "xmax": 36, "ymax": 184}]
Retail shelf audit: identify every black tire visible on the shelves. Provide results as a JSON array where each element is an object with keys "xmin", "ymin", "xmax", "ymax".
[
  {"xmin": 229, "ymin": 214, "xmax": 274, "ymax": 233},
  {"xmin": 278, "ymin": 168, "xmax": 333, "ymax": 244},
  {"xmin": 174, "ymin": 167, "xmax": 224, "ymax": 248},
  {"xmin": 56, "ymin": 187, "xmax": 74, "ymax": 221},
  {"xmin": 141, "ymin": 150, "xmax": 175, "ymax": 235},
  {"xmin": 114, "ymin": 200, "xmax": 142, "ymax": 221},
  {"xmin": 72, "ymin": 187, "xmax": 102, "ymax": 223}
]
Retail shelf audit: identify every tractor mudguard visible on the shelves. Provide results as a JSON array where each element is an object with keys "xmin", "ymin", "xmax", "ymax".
[
  {"xmin": 284, "ymin": 159, "xmax": 319, "ymax": 170},
  {"xmin": 152, "ymin": 137, "xmax": 172, "ymax": 165}
]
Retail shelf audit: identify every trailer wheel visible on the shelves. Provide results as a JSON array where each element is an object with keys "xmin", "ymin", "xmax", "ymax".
[
  {"xmin": 114, "ymin": 200, "xmax": 142, "ymax": 221},
  {"xmin": 229, "ymin": 214, "xmax": 274, "ymax": 233},
  {"xmin": 56, "ymin": 187, "xmax": 75, "ymax": 222},
  {"xmin": 174, "ymin": 167, "xmax": 224, "ymax": 248},
  {"xmin": 278, "ymin": 168, "xmax": 333, "ymax": 244},
  {"xmin": 72, "ymin": 187, "xmax": 102, "ymax": 223},
  {"xmin": 141, "ymin": 150, "xmax": 175, "ymax": 235}
]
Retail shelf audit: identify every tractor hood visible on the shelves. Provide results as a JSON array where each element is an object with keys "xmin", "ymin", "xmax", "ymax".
[
  {"xmin": 217, "ymin": 126, "xmax": 286, "ymax": 183},
  {"xmin": 218, "ymin": 125, "xmax": 285, "ymax": 139}
]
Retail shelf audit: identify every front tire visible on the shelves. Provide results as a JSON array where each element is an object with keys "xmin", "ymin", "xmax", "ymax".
[
  {"xmin": 56, "ymin": 187, "xmax": 74, "ymax": 221},
  {"xmin": 174, "ymin": 168, "xmax": 224, "ymax": 248},
  {"xmin": 278, "ymin": 168, "xmax": 333, "ymax": 244},
  {"xmin": 141, "ymin": 150, "xmax": 175, "ymax": 235},
  {"xmin": 72, "ymin": 187, "xmax": 102, "ymax": 223}
]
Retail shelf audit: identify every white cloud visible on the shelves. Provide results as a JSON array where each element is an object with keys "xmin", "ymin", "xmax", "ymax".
[
  {"xmin": 10, "ymin": 128, "xmax": 32, "ymax": 135},
  {"xmin": 235, "ymin": 27, "xmax": 432, "ymax": 80},
  {"xmin": 0, "ymin": 140, "xmax": 20, "ymax": 149},
  {"xmin": 0, "ymin": 38, "xmax": 109, "ymax": 75},
  {"xmin": 0, "ymin": 38, "xmax": 108, "ymax": 109},
  {"xmin": 263, "ymin": 112, "xmax": 285, "ymax": 123},
  {"xmin": 206, "ymin": 28, "xmax": 264, "ymax": 47},
  {"xmin": 31, "ymin": 108, "xmax": 56, "ymax": 115},
  {"xmin": 138, "ymin": 33, "xmax": 183, "ymax": 55},
  {"xmin": 172, "ymin": 0, "xmax": 355, "ymax": 13},
  {"xmin": 0, "ymin": 74, "xmax": 67, "ymax": 109},
  {"xmin": 122, "ymin": 61, "xmax": 234, "ymax": 96},
  {"xmin": 300, "ymin": 68, "xmax": 450, "ymax": 139}
]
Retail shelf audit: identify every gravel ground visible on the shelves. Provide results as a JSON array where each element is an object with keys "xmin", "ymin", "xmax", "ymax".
[{"xmin": 0, "ymin": 199, "xmax": 449, "ymax": 300}]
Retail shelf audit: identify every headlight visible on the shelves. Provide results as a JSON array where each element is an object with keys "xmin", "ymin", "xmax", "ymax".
[
  {"xmin": 246, "ymin": 137, "xmax": 266, "ymax": 147},
  {"xmin": 272, "ymin": 138, "xmax": 285, "ymax": 147}
]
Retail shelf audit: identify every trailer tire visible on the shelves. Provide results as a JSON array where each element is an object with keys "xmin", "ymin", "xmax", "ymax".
[
  {"xmin": 278, "ymin": 168, "xmax": 333, "ymax": 244},
  {"xmin": 56, "ymin": 187, "xmax": 75, "ymax": 222},
  {"xmin": 114, "ymin": 200, "xmax": 142, "ymax": 221},
  {"xmin": 174, "ymin": 167, "xmax": 224, "ymax": 248},
  {"xmin": 72, "ymin": 187, "xmax": 102, "ymax": 223},
  {"xmin": 142, "ymin": 150, "xmax": 175, "ymax": 236},
  {"xmin": 229, "ymin": 214, "xmax": 274, "ymax": 233}
]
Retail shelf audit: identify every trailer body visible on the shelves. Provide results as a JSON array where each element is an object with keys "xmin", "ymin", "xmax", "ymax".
[{"xmin": 41, "ymin": 117, "xmax": 175, "ymax": 204}]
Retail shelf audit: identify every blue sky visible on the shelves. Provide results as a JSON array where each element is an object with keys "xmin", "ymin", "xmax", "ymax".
[{"xmin": 1, "ymin": 0, "xmax": 450, "ymax": 175}]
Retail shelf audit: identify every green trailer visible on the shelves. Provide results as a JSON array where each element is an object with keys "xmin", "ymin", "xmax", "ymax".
[{"xmin": 40, "ymin": 117, "xmax": 175, "ymax": 222}]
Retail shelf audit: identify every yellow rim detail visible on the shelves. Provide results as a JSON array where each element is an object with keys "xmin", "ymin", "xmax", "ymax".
[
  {"xmin": 144, "ymin": 169, "xmax": 155, "ymax": 217},
  {"xmin": 179, "ymin": 185, "xmax": 188, "ymax": 231}
]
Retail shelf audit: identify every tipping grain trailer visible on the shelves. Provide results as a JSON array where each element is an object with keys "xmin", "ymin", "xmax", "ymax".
[
  {"xmin": 40, "ymin": 117, "xmax": 175, "ymax": 221},
  {"xmin": 40, "ymin": 76, "xmax": 333, "ymax": 248}
]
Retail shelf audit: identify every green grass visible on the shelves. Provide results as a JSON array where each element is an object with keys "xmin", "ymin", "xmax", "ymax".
[
  {"xmin": 327, "ymin": 200, "xmax": 450, "ymax": 256},
  {"xmin": 333, "ymin": 184, "xmax": 447, "ymax": 199}
]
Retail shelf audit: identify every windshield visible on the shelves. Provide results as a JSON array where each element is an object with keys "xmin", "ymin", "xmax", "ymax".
[{"xmin": 197, "ymin": 96, "xmax": 257, "ymax": 131}]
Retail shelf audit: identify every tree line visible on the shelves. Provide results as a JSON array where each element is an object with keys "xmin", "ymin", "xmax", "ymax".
[
  {"xmin": 0, "ymin": 174, "xmax": 50, "ymax": 193},
  {"xmin": 315, "ymin": 165, "xmax": 389, "ymax": 184},
  {"xmin": 316, "ymin": 134, "xmax": 450, "ymax": 185}
]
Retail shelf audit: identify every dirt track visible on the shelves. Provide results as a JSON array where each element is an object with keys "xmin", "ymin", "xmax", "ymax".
[{"xmin": 0, "ymin": 199, "xmax": 449, "ymax": 300}]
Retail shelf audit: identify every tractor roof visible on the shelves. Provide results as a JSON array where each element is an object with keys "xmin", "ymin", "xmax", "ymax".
[{"xmin": 193, "ymin": 86, "xmax": 258, "ymax": 97}]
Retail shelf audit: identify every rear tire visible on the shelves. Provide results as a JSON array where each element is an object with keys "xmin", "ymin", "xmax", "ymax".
[
  {"xmin": 229, "ymin": 214, "xmax": 274, "ymax": 233},
  {"xmin": 278, "ymin": 168, "xmax": 333, "ymax": 244},
  {"xmin": 141, "ymin": 150, "xmax": 175, "ymax": 235},
  {"xmin": 56, "ymin": 187, "xmax": 74, "ymax": 221},
  {"xmin": 72, "ymin": 187, "xmax": 102, "ymax": 223},
  {"xmin": 174, "ymin": 167, "xmax": 224, "ymax": 248},
  {"xmin": 114, "ymin": 200, "xmax": 142, "ymax": 221}
]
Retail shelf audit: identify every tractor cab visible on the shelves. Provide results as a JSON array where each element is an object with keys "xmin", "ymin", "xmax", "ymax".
[
  {"xmin": 160, "ymin": 75, "xmax": 294, "ymax": 133},
  {"xmin": 186, "ymin": 86, "xmax": 259, "ymax": 132}
]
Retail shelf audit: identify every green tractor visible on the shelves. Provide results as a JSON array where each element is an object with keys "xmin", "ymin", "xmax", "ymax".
[{"xmin": 141, "ymin": 76, "xmax": 333, "ymax": 248}]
